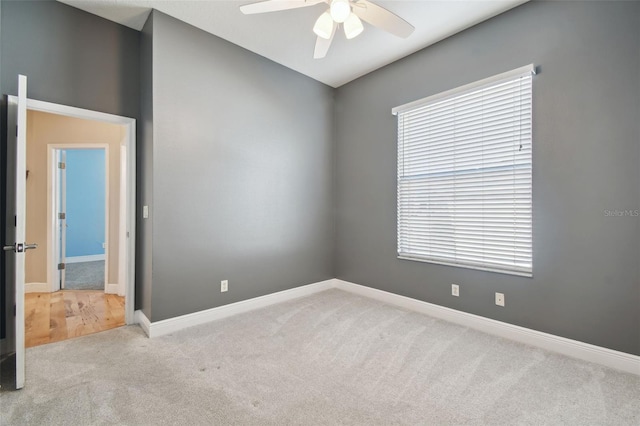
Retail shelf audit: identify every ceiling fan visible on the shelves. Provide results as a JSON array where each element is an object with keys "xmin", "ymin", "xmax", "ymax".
[{"xmin": 240, "ymin": 0, "xmax": 415, "ymax": 59}]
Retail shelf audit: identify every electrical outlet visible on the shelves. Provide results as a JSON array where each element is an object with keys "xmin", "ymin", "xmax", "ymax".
[
  {"xmin": 451, "ymin": 284, "xmax": 460, "ymax": 297},
  {"xmin": 495, "ymin": 292, "xmax": 505, "ymax": 307},
  {"xmin": 221, "ymin": 280, "xmax": 228, "ymax": 293},
  {"xmin": 143, "ymin": 205, "xmax": 149, "ymax": 219}
]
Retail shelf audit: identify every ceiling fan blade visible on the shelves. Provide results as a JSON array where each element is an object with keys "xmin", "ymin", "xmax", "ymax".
[
  {"xmin": 352, "ymin": 0, "xmax": 414, "ymax": 38},
  {"xmin": 313, "ymin": 22, "xmax": 337, "ymax": 59},
  {"xmin": 240, "ymin": 0, "xmax": 325, "ymax": 15}
]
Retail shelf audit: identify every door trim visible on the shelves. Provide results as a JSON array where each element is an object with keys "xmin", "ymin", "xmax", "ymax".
[{"xmin": 17, "ymin": 97, "xmax": 137, "ymax": 325}]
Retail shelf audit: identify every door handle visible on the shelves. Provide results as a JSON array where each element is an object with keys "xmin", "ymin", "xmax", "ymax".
[{"xmin": 3, "ymin": 243, "xmax": 38, "ymax": 253}]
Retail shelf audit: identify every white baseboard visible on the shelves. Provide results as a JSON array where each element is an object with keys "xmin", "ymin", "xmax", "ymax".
[
  {"xmin": 132, "ymin": 277, "xmax": 639, "ymax": 376},
  {"xmin": 135, "ymin": 279, "xmax": 334, "ymax": 338},
  {"xmin": 333, "ymin": 279, "xmax": 640, "ymax": 376},
  {"xmin": 105, "ymin": 283, "xmax": 119, "ymax": 294},
  {"xmin": 135, "ymin": 310, "xmax": 151, "ymax": 337},
  {"xmin": 66, "ymin": 254, "xmax": 105, "ymax": 264},
  {"xmin": 25, "ymin": 282, "xmax": 50, "ymax": 293}
]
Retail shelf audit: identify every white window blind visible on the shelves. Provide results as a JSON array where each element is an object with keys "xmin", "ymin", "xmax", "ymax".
[{"xmin": 393, "ymin": 65, "xmax": 534, "ymax": 277}]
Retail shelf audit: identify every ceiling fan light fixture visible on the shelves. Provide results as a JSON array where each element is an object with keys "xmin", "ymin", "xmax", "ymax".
[
  {"xmin": 240, "ymin": 0, "xmax": 415, "ymax": 59},
  {"xmin": 313, "ymin": 11, "xmax": 334, "ymax": 39},
  {"xmin": 330, "ymin": 0, "xmax": 351, "ymax": 23},
  {"xmin": 343, "ymin": 12, "xmax": 363, "ymax": 39}
]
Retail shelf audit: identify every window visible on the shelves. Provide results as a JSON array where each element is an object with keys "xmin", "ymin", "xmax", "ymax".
[{"xmin": 393, "ymin": 65, "xmax": 534, "ymax": 277}]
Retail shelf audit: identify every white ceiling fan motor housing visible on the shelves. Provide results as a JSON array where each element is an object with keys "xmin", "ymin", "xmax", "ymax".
[{"xmin": 330, "ymin": 0, "xmax": 351, "ymax": 23}]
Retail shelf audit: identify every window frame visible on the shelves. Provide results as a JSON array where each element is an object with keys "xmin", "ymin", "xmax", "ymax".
[{"xmin": 393, "ymin": 64, "xmax": 536, "ymax": 277}]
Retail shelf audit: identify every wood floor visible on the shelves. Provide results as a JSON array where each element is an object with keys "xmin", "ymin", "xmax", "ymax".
[{"xmin": 25, "ymin": 290, "xmax": 125, "ymax": 348}]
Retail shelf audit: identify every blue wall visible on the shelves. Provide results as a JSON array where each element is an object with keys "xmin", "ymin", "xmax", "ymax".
[{"xmin": 66, "ymin": 149, "xmax": 106, "ymax": 257}]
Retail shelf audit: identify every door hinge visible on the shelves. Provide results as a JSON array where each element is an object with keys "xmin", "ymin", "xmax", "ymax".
[
  {"xmin": 58, "ymin": 162, "xmax": 66, "ymax": 169},
  {"xmin": 58, "ymin": 212, "xmax": 66, "ymax": 220},
  {"xmin": 14, "ymin": 304, "xmax": 16, "ymax": 317},
  {"xmin": 58, "ymin": 263, "xmax": 65, "ymax": 270},
  {"xmin": 16, "ymin": 125, "xmax": 18, "ymax": 137}
]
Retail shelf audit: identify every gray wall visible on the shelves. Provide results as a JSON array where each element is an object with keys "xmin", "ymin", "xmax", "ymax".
[
  {"xmin": 334, "ymin": 0, "xmax": 640, "ymax": 355},
  {"xmin": 146, "ymin": 12, "xmax": 334, "ymax": 321},
  {"xmin": 0, "ymin": 0, "xmax": 139, "ymax": 119}
]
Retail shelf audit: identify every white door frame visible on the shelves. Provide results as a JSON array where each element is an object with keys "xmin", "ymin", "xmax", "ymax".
[
  {"xmin": 49, "ymin": 145, "xmax": 110, "ymax": 293},
  {"xmin": 24, "ymin": 98, "xmax": 136, "ymax": 325},
  {"xmin": 56, "ymin": 149, "xmax": 67, "ymax": 290}
]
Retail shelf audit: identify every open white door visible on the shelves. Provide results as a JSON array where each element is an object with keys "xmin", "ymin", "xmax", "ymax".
[{"xmin": 3, "ymin": 75, "xmax": 35, "ymax": 389}]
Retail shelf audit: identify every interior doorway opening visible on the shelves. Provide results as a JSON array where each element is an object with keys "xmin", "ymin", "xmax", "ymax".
[
  {"xmin": 53, "ymin": 147, "xmax": 109, "ymax": 292},
  {"xmin": 22, "ymin": 106, "xmax": 135, "ymax": 348}
]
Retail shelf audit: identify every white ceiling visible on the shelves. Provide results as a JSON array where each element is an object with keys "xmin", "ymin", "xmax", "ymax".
[{"xmin": 58, "ymin": 0, "xmax": 528, "ymax": 88}]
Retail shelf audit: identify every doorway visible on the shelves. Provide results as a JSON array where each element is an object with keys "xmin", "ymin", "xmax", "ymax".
[
  {"xmin": 54, "ymin": 147, "xmax": 108, "ymax": 292},
  {"xmin": 53, "ymin": 147, "xmax": 109, "ymax": 292},
  {"xmin": 22, "ymin": 106, "xmax": 134, "ymax": 349},
  {"xmin": 23, "ymin": 110, "xmax": 131, "ymax": 347}
]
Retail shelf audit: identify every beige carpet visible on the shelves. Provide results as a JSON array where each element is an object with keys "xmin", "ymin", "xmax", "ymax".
[{"xmin": 1, "ymin": 289, "xmax": 639, "ymax": 425}]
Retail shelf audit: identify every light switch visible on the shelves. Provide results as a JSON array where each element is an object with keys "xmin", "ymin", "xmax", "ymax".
[{"xmin": 143, "ymin": 205, "xmax": 149, "ymax": 219}]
